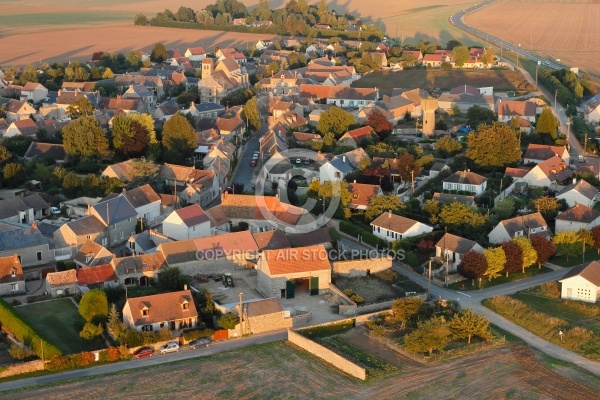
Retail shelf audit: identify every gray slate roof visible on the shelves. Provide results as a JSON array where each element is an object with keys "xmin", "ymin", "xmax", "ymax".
[
  {"xmin": 0, "ymin": 225, "xmax": 48, "ymax": 251},
  {"xmin": 93, "ymin": 196, "xmax": 137, "ymax": 225}
]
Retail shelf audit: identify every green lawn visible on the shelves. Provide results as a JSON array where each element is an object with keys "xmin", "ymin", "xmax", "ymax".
[
  {"xmin": 449, "ymin": 266, "xmax": 552, "ymax": 291},
  {"xmin": 549, "ymin": 248, "xmax": 600, "ymax": 268},
  {"xmin": 14, "ymin": 299, "xmax": 101, "ymax": 355}
]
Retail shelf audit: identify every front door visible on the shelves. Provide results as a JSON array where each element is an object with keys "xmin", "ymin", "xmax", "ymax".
[
  {"xmin": 310, "ymin": 277, "xmax": 319, "ymax": 296},
  {"xmin": 285, "ymin": 280, "xmax": 295, "ymax": 299},
  {"xmin": 567, "ymin": 288, "xmax": 572, "ymax": 298}
]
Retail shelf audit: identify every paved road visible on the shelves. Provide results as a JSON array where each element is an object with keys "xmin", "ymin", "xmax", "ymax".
[
  {"xmin": 230, "ymin": 129, "xmax": 262, "ymax": 193},
  {"xmin": 0, "ymin": 330, "xmax": 288, "ymax": 393}
]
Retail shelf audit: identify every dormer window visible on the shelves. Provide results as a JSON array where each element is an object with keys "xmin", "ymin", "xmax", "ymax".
[
  {"xmin": 11, "ymin": 268, "xmax": 16, "ymax": 277},
  {"xmin": 142, "ymin": 308, "xmax": 149, "ymax": 317},
  {"xmin": 182, "ymin": 302, "xmax": 189, "ymax": 310}
]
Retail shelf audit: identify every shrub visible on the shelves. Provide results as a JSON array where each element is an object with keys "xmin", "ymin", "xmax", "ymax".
[
  {"xmin": 217, "ymin": 312, "xmax": 239, "ymax": 330},
  {"xmin": 539, "ymin": 281, "xmax": 561, "ymax": 299},
  {"xmin": 46, "ymin": 352, "xmax": 96, "ymax": 372},
  {"xmin": 0, "ymin": 299, "xmax": 62, "ymax": 358},
  {"xmin": 183, "ymin": 328, "xmax": 215, "ymax": 341},
  {"xmin": 119, "ymin": 329, "xmax": 144, "ymax": 348},
  {"xmin": 8, "ymin": 344, "xmax": 35, "ymax": 360},
  {"xmin": 350, "ymin": 294, "xmax": 364, "ymax": 304},
  {"xmin": 80, "ymin": 322, "xmax": 103, "ymax": 340}
]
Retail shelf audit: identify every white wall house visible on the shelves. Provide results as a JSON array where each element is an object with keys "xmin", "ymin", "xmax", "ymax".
[
  {"xmin": 442, "ymin": 171, "xmax": 487, "ymax": 195},
  {"xmin": 559, "ymin": 261, "xmax": 600, "ymax": 303},
  {"xmin": 371, "ymin": 212, "xmax": 433, "ymax": 243},
  {"xmin": 122, "ymin": 184, "xmax": 162, "ymax": 224},
  {"xmin": 521, "ymin": 156, "xmax": 572, "ymax": 188},
  {"xmin": 555, "ymin": 204, "xmax": 600, "ymax": 233},
  {"xmin": 435, "ymin": 233, "xmax": 484, "ymax": 273},
  {"xmin": 556, "ymin": 179, "xmax": 598, "ymax": 208},
  {"xmin": 523, "ymin": 144, "xmax": 570, "ymax": 164},
  {"xmin": 488, "ymin": 212, "xmax": 549, "ymax": 244},
  {"xmin": 162, "ymin": 204, "xmax": 212, "ymax": 240}
]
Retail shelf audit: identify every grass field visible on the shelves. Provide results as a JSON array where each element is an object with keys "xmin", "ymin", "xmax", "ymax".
[
  {"xmin": 7, "ymin": 339, "xmax": 600, "ymax": 399},
  {"xmin": 352, "ymin": 69, "xmax": 534, "ymax": 96},
  {"xmin": 14, "ymin": 299, "xmax": 95, "ymax": 355},
  {"xmin": 448, "ymin": 266, "xmax": 552, "ymax": 291}
]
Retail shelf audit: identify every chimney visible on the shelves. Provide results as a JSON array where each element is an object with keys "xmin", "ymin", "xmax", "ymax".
[
  {"xmin": 122, "ymin": 187, "xmax": 126, "ymax": 193},
  {"xmin": 354, "ymin": 180, "xmax": 356, "ymax": 183},
  {"xmin": 573, "ymin": 177, "xmax": 576, "ymax": 185},
  {"xmin": 388, "ymin": 210, "xmax": 392, "ymax": 218},
  {"xmin": 184, "ymin": 284, "xmax": 188, "ymax": 291},
  {"xmin": 13, "ymin": 254, "xmax": 19, "ymax": 264},
  {"xmin": 31, "ymin": 221, "xmax": 38, "ymax": 229},
  {"xmin": 343, "ymin": 155, "xmax": 346, "ymax": 163}
]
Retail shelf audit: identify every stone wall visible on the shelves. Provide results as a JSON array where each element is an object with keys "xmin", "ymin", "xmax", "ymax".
[
  {"xmin": 291, "ymin": 311, "xmax": 312, "ymax": 328},
  {"xmin": 243, "ymin": 311, "xmax": 293, "ymax": 334},
  {"xmin": 328, "ymin": 283, "xmax": 357, "ymax": 316},
  {"xmin": 0, "ymin": 360, "xmax": 45, "ymax": 378},
  {"xmin": 172, "ymin": 254, "xmax": 250, "ymax": 277},
  {"xmin": 287, "ymin": 330, "xmax": 366, "ymax": 380},
  {"xmin": 332, "ymin": 258, "xmax": 393, "ymax": 277}
]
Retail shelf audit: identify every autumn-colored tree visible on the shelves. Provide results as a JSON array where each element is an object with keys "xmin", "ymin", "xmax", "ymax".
[
  {"xmin": 466, "ymin": 123, "xmax": 521, "ymax": 168},
  {"xmin": 530, "ymin": 234, "xmax": 556, "ymax": 268},
  {"xmin": 438, "ymin": 202, "xmax": 487, "ymax": 229},
  {"xmin": 2, "ymin": 162, "xmax": 26, "ymax": 188},
  {"xmin": 458, "ymin": 250, "xmax": 487, "ymax": 287},
  {"xmin": 62, "ymin": 116, "xmax": 109, "ymax": 160},
  {"xmin": 480, "ymin": 48, "xmax": 495, "ymax": 66},
  {"xmin": 536, "ymin": 107, "xmax": 558, "ymax": 139},
  {"xmin": 552, "ymin": 231, "xmax": 581, "ymax": 261},
  {"xmin": 151, "ymin": 43, "xmax": 168, "ymax": 63},
  {"xmin": 483, "ymin": 247, "xmax": 505, "ymax": 281},
  {"xmin": 161, "ymin": 113, "xmax": 197, "ymax": 163},
  {"xmin": 500, "ymin": 241, "xmax": 523, "ymax": 277},
  {"xmin": 390, "ymin": 297, "xmax": 424, "ymax": 330},
  {"xmin": 242, "ymin": 97, "xmax": 260, "ymax": 132},
  {"xmin": 452, "ymin": 45, "xmax": 470, "ymax": 67},
  {"xmin": 511, "ymin": 237, "xmax": 537, "ymax": 273},
  {"xmin": 396, "ymin": 153, "xmax": 420, "ymax": 183},
  {"xmin": 436, "ymin": 135, "xmax": 462, "ymax": 157},
  {"xmin": 448, "ymin": 309, "xmax": 491, "ymax": 344},
  {"xmin": 112, "ymin": 114, "xmax": 154, "ymax": 158},
  {"xmin": 365, "ymin": 194, "xmax": 404, "ymax": 221},
  {"xmin": 364, "ymin": 111, "xmax": 393, "ymax": 140},
  {"xmin": 422, "ymin": 199, "xmax": 441, "ymax": 224},
  {"xmin": 67, "ymin": 97, "xmax": 95, "ymax": 119},
  {"xmin": 532, "ymin": 196, "xmax": 560, "ymax": 220},
  {"xmin": 590, "ymin": 225, "xmax": 600, "ymax": 254},
  {"xmin": 0, "ymin": 145, "xmax": 13, "ymax": 165},
  {"xmin": 404, "ymin": 317, "xmax": 451, "ymax": 356},
  {"xmin": 316, "ymin": 106, "xmax": 356, "ymax": 139}
]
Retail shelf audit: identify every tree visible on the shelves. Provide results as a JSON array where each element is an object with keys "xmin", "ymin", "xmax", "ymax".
[
  {"xmin": 493, "ymin": 198, "xmax": 515, "ymax": 220},
  {"xmin": 466, "ymin": 123, "xmax": 521, "ymax": 168},
  {"xmin": 552, "ymin": 231, "xmax": 581, "ymax": 261},
  {"xmin": 308, "ymin": 180, "xmax": 351, "ymax": 218},
  {"xmin": 217, "ymin": 312, "xmax": 239, "ymax": 329},
  {"xmin": 254, "ymin": 0, "xmax": 272, "ymax": 21},
  {"xmin": 512, "ymin": 237, "xmax": 537, "ymax": 273},
  {"xmin": 501, "ymin": 241, "xmax": 523, "ymax": 277},
  {"xmin": 480, "ymin": 47, "xmax": 495, "ymax": 66},
  {"xmin": 19, "ymin": 64, "xmax": 38, "ymax": 85},
  {"xmin": 436, "ymin": 135, "xmax": 462, "ymax": 157},
  {"xmin": 396, "ymin": 153, "xmax": 420, "ymax": 183},
  {"xmin": 531, "ymin": 233, "xmax": 556, "ymax": 268},
  {"xmin": 365, "ymin": 194, "xmax": 405, "ymax": 221},
  {"xmin": 107, "ymin": 303, "xmax": 125, "ymax": 336},
  {"xmin": 126, "ymin": 51, "xmax": 142, "ymax": 69},
  {"xmin": 316, "ymin": 106, "xmax": 356, "ymax": 139},
  {"xmin": 79, "ymin": 289, "xmax": 109, "ymax": 323},
  {"xmin": 466, "ymin": 105, "xmax": 496, "ymax": 128},
  {"xmin": 536, "ymin": 108, "xmax": 558, "ymax": 139},
  {"xmin": 439, "ymin": 202, "xmax": 487, "ymax": 229},
  {"xmin": 0, "ymin": 145, "xmax": 13, "ymax": 165},
  {"xmin": 532, "ymin": 196, "xmax": 560, "ymax": 220},
  {"xmin": 66, "ymin": 97, "xmax": 95, "ymax": 119},
  {"xmin": 62, "ymin": 172, "xmax": 81, "ymax": 197},
  {"xmin": 390, "ymin": 297, "xmax": 424, "ymax": 330},
  {"xmin": 446, "ymin": 40, "xmax": 463, "ymax": 50},
  {"xmin": 64, "ymin": 61, "xmax": 89, "ymax": 81},
  {"xmin": 80, "ymin": 323, "xmax": 104, "ymax": 340},
  {"xmin": 102, "ymin": 67, "xmax": 114, "ymax": 79},
  {"xmin": 458, "ymin": 250, "xmax": 487, "ymax": 287},
  {"xmin": 483, "ymin": 247, "xmax": 505, "ymax": 281},
  {"xmin": 157, "ymin": 267, "xmax": 189, "ymax": 291},
  {"xmin": 364, "ymin": 111, "xmax": 393, "ymax": 141},
  {"xmin": 112, "ymin": 114, "xmax": 153, "ymax": 158},
  {"xmin": 590, "ymin": 225, "xmax": 600, "ymax": 254},
  {"xmin": 62, "ymin": 116, "xmax": 109, "ymax": 160},
  {"xmin": 161, "ymin": 113, "xmax": 197, "ymax": 163},
  {"xmin": 151, "ymin": 43, "xmax": 167, "ymax": 63},
  {"xmin": 242, "ymin": 97, "xmax": 260, "ymax": 132},
  {"xmin": 2, "ymin": 162, "xmax": 26, "ymax": 187},
  {"xmin": 448, "ymin": 309, "xmax": 491, "ymax": 344},
  {"xmin": 133, "ymin": 13, "xmax": 148, "ymax": 25},
  {"xmin": 404, "ymin": 317, "xmax": 451, "ymax": 356},
  {"xmin": 452, "ymin": 45, "xmax": 470, "ymax": 67},
  {"xmin": 422, "ymin": 199, "xmax": 441, "ymax": 224}
]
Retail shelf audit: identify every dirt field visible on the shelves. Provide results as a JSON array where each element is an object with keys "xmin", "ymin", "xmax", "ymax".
[
  {"xmin": 6, "ymin": 339, "xmax": 600, "ymax": 399},
  {"xmin": 465, "ymin": 1, "xmax": 600, "ymax": 75}
]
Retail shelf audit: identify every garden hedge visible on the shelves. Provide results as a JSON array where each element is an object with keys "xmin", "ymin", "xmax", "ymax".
[{"xmin": 0, "ymin": 299, "xmax": 62, "ymax": 358}]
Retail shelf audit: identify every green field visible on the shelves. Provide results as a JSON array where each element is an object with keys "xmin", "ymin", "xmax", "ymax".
[
  {"xmin": 0, "ymin": 12, "xmax": 129, "ymax": 28},
  {"xmin": 14, "ymin": 299, "xmax": 98, "ymax": 355},
  {"xmin": 449, "ymin": 266, "xmax": 552, "ymax": 291},
  {"xmin": 353, "ymin": 69, "xmax": 535, "ymax": 96}
]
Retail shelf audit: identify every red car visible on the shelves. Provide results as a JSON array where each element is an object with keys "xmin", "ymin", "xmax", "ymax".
[
  {"xmin": 133, "ymin": 346, "xmax": 154, "ymax": 359},
  {"xmin": 250, "ymin": 160, "xmax": 257, "ymax": 167}
]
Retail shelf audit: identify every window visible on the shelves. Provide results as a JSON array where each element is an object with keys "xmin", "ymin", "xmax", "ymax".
[
  {"xmin": 10, "ymin": 283, "xmax": 18, "ymax": 292},
  {"xmin": 141, "ymin": 324, "xmax": 153, "ymax": 331},
  {"xmin": 37, "ymin": 251, "xmax": 42, "ymax": 261},
  {"xmin": 142, "ymin": 309, "xmax": 149, "ymax": 317},
  {"xmin": 124, "ymin": 277, "xmax": 135, "ymax": 285},
  {"xmin": 56, "ymin": 289, "xmax": 64, "ymax": 295},
  {"xmin": 112, "ymin": 224, "xmax": 116, "ymax": 230},
  {"xmin": 17, "ymin": 255, "xmax": 21, "ymax": 264},
  {"xmin": 182, "ymin": 302, "xmax": 189, "ymax": 310},
  {"xmin": 87, "ymin": 235, "xmax": 91, "ymax": 240}
]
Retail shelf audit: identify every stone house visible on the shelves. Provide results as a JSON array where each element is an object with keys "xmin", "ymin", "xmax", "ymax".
[
  {"xmin": 332, "ymin": 257, "xmax": 392, "ymax": 277},
  {"xmin": 122, "ymin": 289, "xmax": 198, "ymax": 333},
  {"xmin": 121, "ymin": 184, "xmax": 162, "ymax": 225},
  {"xmin": 370, "ymin": 212, "xmax": 433, "ymax": 243},
  {"xmin": 73, "ymin": 239, "xmax": 114, "ymax": 268},
  {"xmin": 112, "ymin": 252, "xmax": 168, "ymax": 287},
  {"xmin": 0, "ymin": 254, "xmax": 25, "ymax": 296},
  {"xmin": 232, "ymin": 298, "xmax": 293, "ymax": 335},
  {"xmin": 127, "ymin": 230, "xmax": 172, "ymax": 256},
  {"xmin": 198, "ymin": 57, "xmax": 249, "ymax": 103},
  {"xmin": 45, "ymin": 269, "xmax": 78, "ymax": 297},
  {"xmin": 162, "ymin": 204, "xmax": 212, "ymax": 240},
  {"xmin": 256, "ymin": 245, "xmax": 332, "ymax": 299},
  {"xmin": 0, "ymin": 222, "xmax": 54, "ymax": 269}
]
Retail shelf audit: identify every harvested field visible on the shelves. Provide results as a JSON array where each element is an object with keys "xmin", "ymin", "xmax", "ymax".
[
  {"xmin": 465, "ymin": 1, "xmax": 600, "ymax": 75},
  {"xmin": 352, "ymin": 69, "xmax": 534, "ymax": 96},
  {"xmin": 6, "ymin": 340, "xmax": 600, "ymax": 399}
]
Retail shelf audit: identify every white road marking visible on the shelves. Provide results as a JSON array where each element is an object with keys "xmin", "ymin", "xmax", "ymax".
[{"xmin": 457, "ymin": 291, "xmax": 472, "ymax": 297}]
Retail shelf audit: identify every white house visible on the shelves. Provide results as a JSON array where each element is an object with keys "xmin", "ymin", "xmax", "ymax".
[
  {"xmin": 435, "ymin": 233, "xmax": 484, "ymax": 273},
  {"xmin": 583, "ymin": 94, "xmax": 600, "ymax": 124},
  {"xmin": 429, "ymin": 162, "xmax": 451, "ymax": 178},
  {"xmin": 442, "ymin": 171, "xmax": 487, "ymax": 195},
  {"xmin": 488, "ymin": 212, "xmax": 549, "ymax": 244},
  {"xmin": 184, "ymin": 47, "xmax": 207, "ymax": 62},
  {"xmin": 523, "ymin": 144, "xmax": 570, "ymax": 164},
  {"xmin": 20, "ymin": 82, "xmax": 49, "ymax": 103},
  {"xmin": 559, "ymin": 261, "xmax": 600, "ymax": 303},
  {"xmin": 555, "ymin": 204, "xmax": 600, "ymax": 233},
  {"xmin": 319, "ymin": 148, "xmax": 369, "ymax": 183},
  {"xmin": 122, "ymin": 290, "xmax": 198, "ymax": 332},
  {"xmin": 371, "ymin": 212, "xmax": 433, "ymax": 243},
  {"xmin": 521, "ymin": 156, "xmax": 573, "ymax": 187},
  {"xmin": 556, "ymin": 179, "xmax": 598, "ymax": 208},
  {"xmin": 162, "ymin": 204, "xmax": 212, "ymax": 240},
  {"xmin": 121, "ymin": 184, "xmax": 162, "ymax": 225},
  {"xmin": 497, "ymin": 100, "xmax": 537, "ymax": 123}
]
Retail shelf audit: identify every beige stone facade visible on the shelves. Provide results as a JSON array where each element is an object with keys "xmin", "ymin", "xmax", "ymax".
[{"xmin": 332, "ymin": 258, "xmax": 392, "ymax": 277}]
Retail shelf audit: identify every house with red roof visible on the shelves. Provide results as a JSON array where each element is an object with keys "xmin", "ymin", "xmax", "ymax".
[
  {"xmin": 122, "ymin": 289, "xmax": 198, "ymax": 332},
  {"xmin": 162, "ymin": 204, "xmax": 211, "ymax": 240},
  {"xmin": 337, "ymin": 126, "xmax": 376, "ymax": 148},
  {"xmin": 497, "ymin": 100, "xmax": 537, "ymax": 123},
  {"xmin": 0, "ymin": 254, "xmax": 25, "ymax": 296},
  {"xmin": 523, "ymin": 144, "xmax": 570, "ymax": 164},
  {"xmin": 347, "ymin": 182, "xmax": 382, "ymax": 210},
  {"xmin": 256, "ymin": 245, "xmax": 332, "ymax": 298},
  {"xmin": 77, "ymin": 263, "xmax": 118, "ymax": 289},
  {"xmin": 184, "ymin": 47, "xmax": 207, "ymax": 62}
]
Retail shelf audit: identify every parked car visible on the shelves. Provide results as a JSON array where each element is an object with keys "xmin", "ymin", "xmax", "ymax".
[
  {"xmin": 189, "ymin": 338, "xmax": 212, "ymax": 349},
  {"xmin": 252, "ymin": 152, "xmax": 260, "ymax": 160},
  {"xmin": 50, "ymin": 206, "xmax": 61, "ymax": 215},
  {"xmin": 133, "ymin": 346, "xmax": 154, "ymax": 359},
  {"xmin": 304, "ymin": 158, "xmax": 310, "ymax": 165},
  {"xmin": 295, "ymin": 158, "xmax": 302, "ymax": 164},
  {"xmin": 250, "ymin": 160, "xmax": 257, "ymax": 167},
  {"xmin": 159, "ymin": 342, "xmax": 180, "ymax": 354}
]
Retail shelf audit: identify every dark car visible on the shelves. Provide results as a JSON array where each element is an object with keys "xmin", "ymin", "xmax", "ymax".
[
  {"xmin": 189, "ymin": 338, "xmax": 212, "ymax": 349},
  {"xmin": 250, "ymin": 160, "xmax": 257, "ymax": 167},
  {"xmin": 133, "ymin": 346, "xmax": 154, "ymax": 359}
]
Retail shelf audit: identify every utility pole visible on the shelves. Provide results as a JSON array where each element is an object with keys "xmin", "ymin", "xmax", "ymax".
[
  {"xmin": 554, "ymin": 89, "xmax": 558, "ymax": 116},
  {"xmin": 584, "ymin": 134, "xmax": 588, "ymax": 160},
  {"xmin": 238, "ymin": 292, "xmax": 244, "ymax": 337},
  {"xmin": 535, "ymin": 61, "xmax": 540, "ymax": 91},
  {"xmin": 566, "ymin": 117, "xmax": 571, "ymax": 150},
  {"xmin": 411, "ymin": 170, "xmax": 415, "ymax": 196},
  {"xmin": 427, "ymin": 258, "xmax": 432, "ymax": 299}
]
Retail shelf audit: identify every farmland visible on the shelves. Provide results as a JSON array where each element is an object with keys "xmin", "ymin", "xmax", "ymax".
[
  {"xmin": 465, "ymin": 0, "xmax": 600, "ymax": 75},
  {"xmin": 352, "ymin": 69, "xmax": 534, "ymax": 96},
  {"xmin": 5, "ymin": 339, "xmax": 600, "ymax": 399}
]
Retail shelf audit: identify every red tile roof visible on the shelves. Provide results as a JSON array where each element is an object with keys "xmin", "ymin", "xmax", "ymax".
[
  {"xmin": 46, "ymin": 269, "xmax": 77, "ymax": 287},
  {"xmin": 175, "ymin": 204, "xmax": 210, "ymax": 227},
  {"xmin": 77, "ymin": 264, "xmax": 117, "ymax": 285},
  {"xmin": 348, "ymin": 183, "xmax": 381, "ymax": 208},
  {"xmin": 125, "ymin": 290, "xmax": 197, "ymax": 326},
  {"xmin": 0, "ymin": 254, "xmax": 23, "ymax": 283},
  {"xmin": 263, "ymin": 245, "xmax": 330, "ymax": 275}
]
